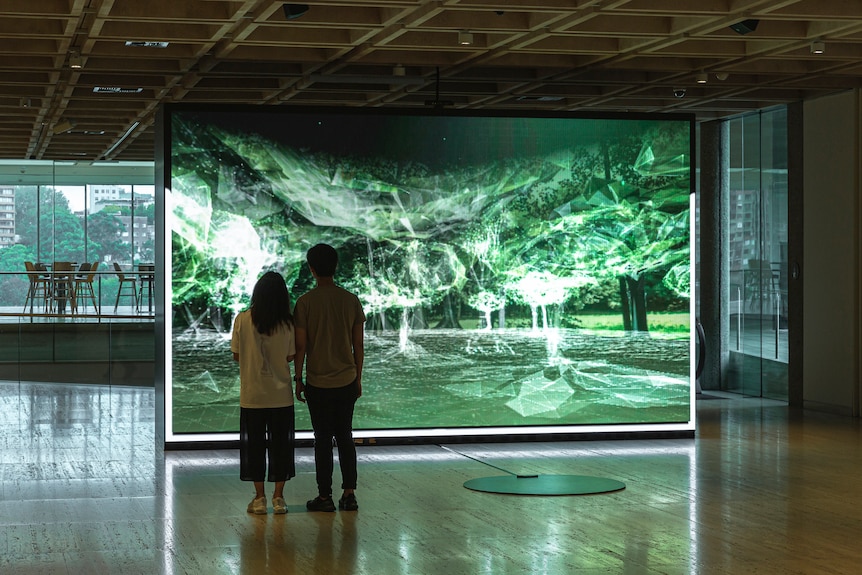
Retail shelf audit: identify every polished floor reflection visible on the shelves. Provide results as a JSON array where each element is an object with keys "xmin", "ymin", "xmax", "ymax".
[{"xmin": 1, "ymin": 382, "xmax": 860, "ymax": 574}]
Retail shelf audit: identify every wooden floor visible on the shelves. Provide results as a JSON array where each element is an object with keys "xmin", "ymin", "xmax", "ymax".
[{"xmin": 1, "ymin": 383, "xmax": 860, "ymax": 574}]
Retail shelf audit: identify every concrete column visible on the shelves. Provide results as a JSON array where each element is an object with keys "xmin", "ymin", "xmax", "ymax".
[{"xmin": 698, "ymin": 120, "xmax": 729, "ymax": 390}]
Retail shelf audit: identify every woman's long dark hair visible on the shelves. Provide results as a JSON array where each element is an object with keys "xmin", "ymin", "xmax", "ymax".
[{"xmin": 250, "ymin": 271, "xmax": 293, "ymax": 335}]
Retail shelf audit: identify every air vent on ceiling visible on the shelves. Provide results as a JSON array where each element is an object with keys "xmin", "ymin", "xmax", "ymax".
[
  {"xmin": 125, "ymin": 41, "xmax": 169, "ymax": 48},
  {"xmin": 93, "ymin": 87, "xmax": 144, "ymax": 94},
  {"xmin": 516, "ymin": 96, "xmax": 564, "ymax": 102}
]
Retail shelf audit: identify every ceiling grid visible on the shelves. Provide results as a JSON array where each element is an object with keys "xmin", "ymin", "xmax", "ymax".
[{"xmin": 0, "ymin": 0, "xmax": 860, "ymax": 160}]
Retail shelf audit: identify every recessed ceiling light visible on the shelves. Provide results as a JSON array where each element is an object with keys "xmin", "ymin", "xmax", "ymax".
[
  {"xmin": 125, "ymin": 41, "xmax": 170, "ymax": 48},
  {"xmin": 458, "ymin": 31, "xmax": 474, "ymax": 45}
]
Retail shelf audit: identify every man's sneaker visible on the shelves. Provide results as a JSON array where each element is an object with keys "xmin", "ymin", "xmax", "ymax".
[
  {"xmin": 338, "ymin": 493, "xmax": 358, "ymax": 511},
  {"xmin": 247, "ymin": 496, "xmax": 267, "ymax": 514},
  {"xmin": 306, "ymin": 495, "xmax": 336, "ymax": 512},
  {"xmin": 272, "ymin": 496, "xmax": 287, "ymax": 514}
]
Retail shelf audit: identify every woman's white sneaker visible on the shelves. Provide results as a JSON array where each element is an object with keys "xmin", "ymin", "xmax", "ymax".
[{"xmin": 247, "ymin": 496, "xmax": 267, "ymax": 514}]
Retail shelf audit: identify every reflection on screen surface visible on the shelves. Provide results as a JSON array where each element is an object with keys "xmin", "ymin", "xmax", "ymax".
[{"xmin": 165, "ymin": 107, "xmax": 693, "ymax": 441}]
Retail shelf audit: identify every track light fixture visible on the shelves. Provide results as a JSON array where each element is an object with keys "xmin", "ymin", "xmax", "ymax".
[
  {"xmin": 69, "ymin": 52, "xmax": 83, "ymax": 69},
  {"xmin": 458, "ymin": 31, "xmax": 474, "ymax": 46},
  {"xmin": 810, "ymin": 41, "xmax": 825, "ymax": 54},
  {"xmin": 695, "ymin": 73, "xmax": 708, "ymax": 84}
]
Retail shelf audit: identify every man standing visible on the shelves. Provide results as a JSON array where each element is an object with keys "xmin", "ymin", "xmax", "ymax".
[{"xmin": 294, "ymin": 243, "xmax": 365, "ymax": 512}]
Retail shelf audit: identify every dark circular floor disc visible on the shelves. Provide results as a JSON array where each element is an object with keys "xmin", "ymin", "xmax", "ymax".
[{"xmin": 464, "ymin": 474, "xmax": 625, "ymax": 496}]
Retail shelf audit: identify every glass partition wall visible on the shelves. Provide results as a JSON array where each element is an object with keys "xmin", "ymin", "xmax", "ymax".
[
  {"xmin": 726, "ymin": 109, "xmax": 789, "ymax": 400},
  {"xmin": 0, "ymin": 167, "xmax": 155, "ymax": 313},
  {"xmin": 0, "ymin": 160, "xmax": 155, "ymax": 386}
]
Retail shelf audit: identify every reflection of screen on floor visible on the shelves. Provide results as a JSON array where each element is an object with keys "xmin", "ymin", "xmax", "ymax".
[{"xmin": 162, "ymin": 105, "xmax": 694, "ymax": 442}]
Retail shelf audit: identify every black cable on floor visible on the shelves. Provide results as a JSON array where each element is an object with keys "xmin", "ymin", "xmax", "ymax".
[{"xmin": 437, "ymin": 444, "xmax": 538, "ymax": 478}]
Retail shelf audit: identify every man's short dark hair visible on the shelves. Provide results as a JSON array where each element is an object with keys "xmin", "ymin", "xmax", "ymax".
[{"xmin": 307, "ymin": 243, "xmax": 338, "ymax": 277}]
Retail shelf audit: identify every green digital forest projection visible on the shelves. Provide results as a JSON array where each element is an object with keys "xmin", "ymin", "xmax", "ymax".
[{"xmin": 167, "ymin": 107, "xmax": 692, "ymax": 437}]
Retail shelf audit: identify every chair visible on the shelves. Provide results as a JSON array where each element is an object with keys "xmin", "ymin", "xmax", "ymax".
[
  {"xmin": 113, "ymin": 262, "xmax": 138, "ymax": 313},
  {"xmin": 75, "ymin": 262, "xmax": 91, "ymax": 278},
  {"xmin": 23, "ymin": 261, "xmax": 51, "ymax": 313},
  {"xmin": 50, "ymin": 261, "xmax": 75, "ymax": 314},
  {"xmin": 72, "ymin": 262, "xmax": 99, "ymax": 314},
  {"xmin": 137, "ymin": 264, "xmax": 155, "ymax": 313}
]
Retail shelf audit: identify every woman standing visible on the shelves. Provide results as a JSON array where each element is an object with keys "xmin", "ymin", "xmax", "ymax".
[{"xmin": 231, "ymin": 271, "xmax": 296, "ymax": 514}]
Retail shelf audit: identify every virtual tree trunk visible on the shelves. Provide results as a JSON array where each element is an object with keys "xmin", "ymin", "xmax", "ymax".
[
  {"xmin": 619, "ymin": 274, "xmax": 649, "ymax": 332},
  {"xmin": 367, "ymin": 311, "xmax": 391, "ymax": 331},
  {"xmin": 602, "ymin": 140, "xmax": 612, "ymax": 181},
  {"xmin": 434, "ymin": 292, "xmax": 463, "ymax": 329},
  {"xmin": 411, "ymin": 307, "xmax": 429, "ymax": 329},
  {"xmin": 619, "ymin": 276, "xmax": 632, "ymax": 331}
]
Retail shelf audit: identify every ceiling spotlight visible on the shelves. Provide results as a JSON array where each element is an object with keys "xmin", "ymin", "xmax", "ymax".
[
  {"xmin": 715, "ymin": 72, "xmax": 729, "ymax": 81},
  {"xmin": 69, "ymin": 52, "xmax": 83, "ymax": 69},
  {"xmin": 282, "ymin": 4, "xmax": 309, "ymax": 20},
  {"xmin": 392, "ymin": 64, "xmax": 405, "ymax": 77},
  {"xmin": 458, "ymin": 31, "xmax": 474, "ymax": 46},
  {"xmin": 20, "ymin": 97, "xmax": 32, "ymax": 108},
  {"xmin": 695, "ymin": 73, "xmax": 708, "ymax": 84},
  {"xmin": 810, "ymin": 41, "xmax": 825, "ymax": 54}
]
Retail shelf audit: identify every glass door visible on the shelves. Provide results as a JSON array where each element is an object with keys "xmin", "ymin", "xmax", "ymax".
[{"xmin": 726, "ymin": 109, "xmax": 788, "ymax": 400}]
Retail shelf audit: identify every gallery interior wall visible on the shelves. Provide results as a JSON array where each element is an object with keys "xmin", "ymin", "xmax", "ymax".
[{"xmin": 802, "ymin": 89, "xmax": 862, "ymax": 416}]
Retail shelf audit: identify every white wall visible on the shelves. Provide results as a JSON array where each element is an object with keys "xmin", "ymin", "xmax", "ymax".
[{"xmin": 803, "ymin": 90, "xmax": 861, "ymax": 415}]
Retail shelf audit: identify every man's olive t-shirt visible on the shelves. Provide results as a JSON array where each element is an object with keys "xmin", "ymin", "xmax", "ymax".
[{"xmin": 294, "ymin": 284, "xmax": 365, "ymax": 389}]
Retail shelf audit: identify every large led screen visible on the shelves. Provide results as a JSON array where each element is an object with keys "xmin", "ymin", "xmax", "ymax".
[{"xmin": 162, "ymin": 105, "xmax": 694, "ymax": 444}]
